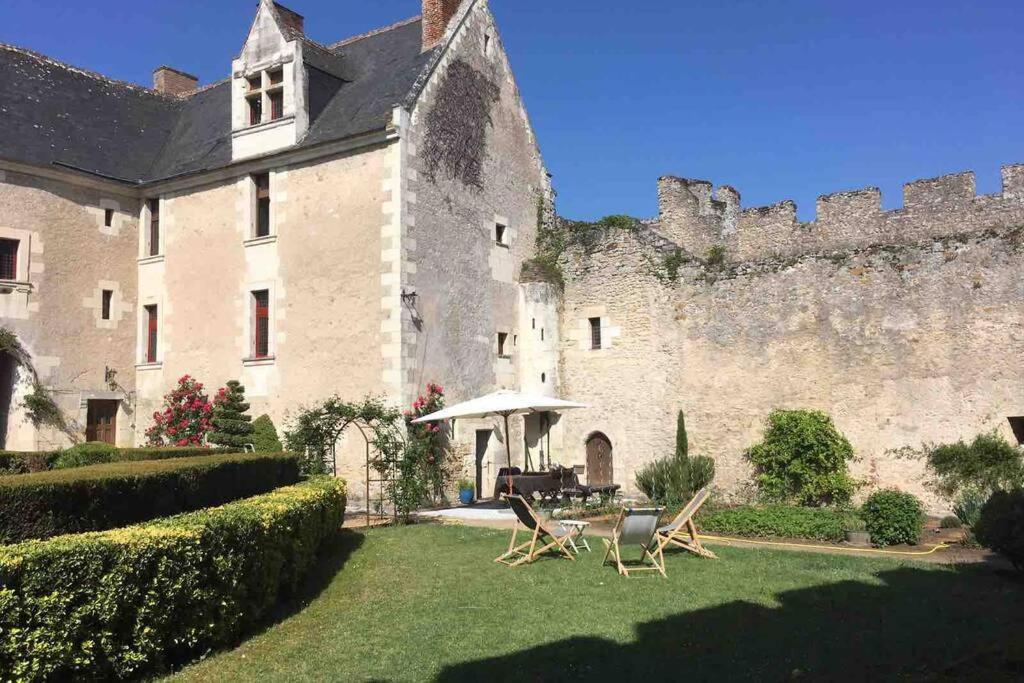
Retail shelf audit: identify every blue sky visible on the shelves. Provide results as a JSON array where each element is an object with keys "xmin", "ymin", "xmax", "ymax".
[{"xmin": 3, "ymin": 0, "xmax": 1022, "ymax": 220}]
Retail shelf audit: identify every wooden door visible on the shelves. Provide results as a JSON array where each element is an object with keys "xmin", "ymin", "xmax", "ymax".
[
  {"xmin": 586, "ymin": 433, "xmax": 613, "ymax": 485},
  {"xmin": 86, "ymin": 400, "xmax": 118, "ymax": 444}
]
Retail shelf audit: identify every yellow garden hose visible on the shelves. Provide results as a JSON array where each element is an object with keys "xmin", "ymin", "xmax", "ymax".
[{"xmin": 698, "ymin": 533, "xmax": 951, "ymax": 556}]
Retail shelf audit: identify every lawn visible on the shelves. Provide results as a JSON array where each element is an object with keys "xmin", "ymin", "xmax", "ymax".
[{"xmin": 171, "ymin": 524, "xmax": 1024, "ymax": 682}]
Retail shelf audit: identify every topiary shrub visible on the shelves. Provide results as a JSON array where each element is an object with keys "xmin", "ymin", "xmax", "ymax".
[
  {"xmin": 861, "ymin": 489, "xmax": 924, "ymax": 547},
  {"xmin": 0, "ymin": 452, "xmax": 300, "ymax": 543},
  {"xmin": 251, "ymin": 414, "xmax": 284, "ymax": 452},
  {"xmin": 0, "ymin": 476, "xmax": 346, "ymax": 680},
  {"xmin": 208, "ymin": 380, "xmax": 255, "ymax": 448},
  {"xmin": 51, "ymin": 441, "xmax": 118, "ymax": 469},
  {"xmin": 745, "ymin": 409, "xmax": 856, "ymax": 506},
  {"xmin": 973, "ymin": 489, "xmax": 1024, "ymax": 571}
]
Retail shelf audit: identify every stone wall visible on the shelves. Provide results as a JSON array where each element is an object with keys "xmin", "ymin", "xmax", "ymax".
[
  {"xmin": 0, "ymin": 167, "xmax": 139, "ymax": 448},
  {"xmin": 559, "ymin": 165, "xmax": 1024, "ymax": 512}
]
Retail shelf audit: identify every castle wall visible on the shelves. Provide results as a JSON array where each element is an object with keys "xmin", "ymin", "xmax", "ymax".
[
  {"xmin": 0, "ymin": 167, "xmax": 139, "ymax": 449},
  {"xmin": 405, "ymin": 0, "xmax": 551, "ymax": 486},
  {"xmin": 560, "ymin": 167, "xmax": 1024, "ymax": 512}
]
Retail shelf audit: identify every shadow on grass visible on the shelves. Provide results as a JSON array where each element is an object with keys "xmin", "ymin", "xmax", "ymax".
[
  {"xmin": 268, "ymin": 529, "xmax": 365, "ymax": 626},
  {"xmin": 437, "ymin": 563, "xmax": 1024, "ymax": 682}
]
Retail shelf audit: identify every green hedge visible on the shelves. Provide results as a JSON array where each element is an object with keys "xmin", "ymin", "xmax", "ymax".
[
  {"xmin": 0, "ymin": 452, "xmax": 300, "ymax": 544},
  {"xmin": 698, "ymin": 504, "xmax": 853, "ymax": 541},
  {"xmin": 0, "ymin": 476, "xmax": 346, "ymax": 681},
  {"xmin": 0, "ymin": 445, "xmax": 243, "ymax": 474}
]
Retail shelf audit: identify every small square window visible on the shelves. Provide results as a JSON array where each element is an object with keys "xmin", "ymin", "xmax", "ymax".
[
  {"xmin": 495, "ymin": 223, "xmax": 507, "ymax": 246},
  {"xmin": 247, "ymin": 74, "xmax": 262, "ymax": 92},
  {"xmin": 101, "ymin": 290, "xmax": 113, "ymax": 320},
  {"xmin": 589, "ymin": 317, "xmax": 602, "ymax": 350},
  {"xmin": 268, "ymin": 68, "xmax": 283, "ymax": 86},
  {"xmin": 0, "ymin": 239, "xmax": 18, "ymax": 281},
  {"xmin": 269, "ymin": 91, "xmax": 284, "ymax": 121},
  {"xmin": 104, "ymin": 208, "xmax": 114, "ymax": 227},
  {"xmin": 497, "ymin": 332, "xmax": 509, "ymax": 358}
]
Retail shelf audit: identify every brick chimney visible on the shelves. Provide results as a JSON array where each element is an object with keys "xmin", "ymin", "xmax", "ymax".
[
  {"xmin": 273, "ymin": 2, "xmax": 305, "ymax": 37},
  {"xmin": 153, "ymin": 66, "xmax": 198, "ymax": 96},
  {"xmin": 422, "ymin": 0, "xmax": 460, "ymax": 51}
]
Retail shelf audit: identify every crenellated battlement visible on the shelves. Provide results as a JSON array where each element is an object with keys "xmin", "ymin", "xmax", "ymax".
[{"xmin": 656, "ymin": 164, "xmax": 1024, "ymax": 261}]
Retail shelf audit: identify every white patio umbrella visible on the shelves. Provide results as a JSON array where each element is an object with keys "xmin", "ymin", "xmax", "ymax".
[{"xmin": 412, "ymin": 389, "xmax": 587, "ymax": 491}]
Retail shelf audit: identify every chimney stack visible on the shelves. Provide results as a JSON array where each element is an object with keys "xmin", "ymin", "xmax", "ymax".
[
  {"xmin": 422, "ymin": 0, "xmax": 460, "ymax": 51},
  {"xmin": 273, "ymin": 3, "xmax": 305, "ymax": 37},
  {"xmin": 153, "ymin": 66, "xmax": 198, "ymax": 96}
]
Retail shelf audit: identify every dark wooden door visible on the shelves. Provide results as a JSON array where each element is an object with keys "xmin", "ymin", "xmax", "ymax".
[
  {"xmin": 586, "ymin": 433, "xmax": 613, "ymax": 485},
  {"xmin": 86, "ymin": 400, "xmax": 118, "ymax": 444},
  {"xmin": 475, "ymin": 429, "xmax": 491, "ymax": 496}
]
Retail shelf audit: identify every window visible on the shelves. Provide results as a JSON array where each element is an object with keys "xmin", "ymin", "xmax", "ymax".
[
  {"xmin": 495, "ymin": 222, "xmax": 507, "ymax": 246},
  {"xmin": 104, "ymin": 208, "xmax": 114, "ymax": 227},
  {"xmin": 268, "ymin": 68, "xmax": 283, "ymax": 86},
  {"xmin": 144, "ymin": 305, "xmax": 158, "ymax": 363},
  {"xmin": 147, "ymin": 198, "xmax": 160, "ymax": 256},
  {"xmin": 252, "ymin": 290, "xmax": 270, "ymax": 359},
  {"xmin": 589, "ymin": 317, "xmax": 602, "ymax": 350},
  {"xmin": 248, "ymin": 95, "xmax": 262, "ymax": 126},
  {"xmin": 253, "ymin": 173, "xmax": 271, "ymax": 238},
  {"xmin": 0, "ymin": 239, "xmax": 18, "ymax": 280},
  {"xmin": 269, "ymin": 91, "xmax": 284, "ymax": 121},
  {"xmin": 101, "ymin": 290, "xmax": 113, "ymax": 321},
  {"xmin": 246, "ymin": 75, "xmax": 262, "ymax": 92},
  {"xmin": 497, "ymin": 332, "xmax": 509, "ymax": 358},
  {"xmin": 541, "ymin": 372, "xmax": 546, "ymax": 384},
  {"xmin": 1008, "ymin": 417, "xmax": 1024, "ymax": 445},
  {"xmin": 541, "ymin": 328, "xmax": 545, "ymax": 341}
]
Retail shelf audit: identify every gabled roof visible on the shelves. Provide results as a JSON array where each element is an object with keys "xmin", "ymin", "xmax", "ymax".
[{"xmin": 0, "ymin": 16, "xmax": 437, "ymax": 185}]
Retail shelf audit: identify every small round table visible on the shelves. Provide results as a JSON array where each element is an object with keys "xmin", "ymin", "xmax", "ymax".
[{"xmin": 560, "ymin": 520, "xmax": 592, "ymax": 553}]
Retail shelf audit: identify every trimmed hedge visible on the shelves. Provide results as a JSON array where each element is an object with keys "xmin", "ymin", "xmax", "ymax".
[
  {"xmin": 0, "ymin": 452, "xmax": 300, "ymax": 544},
  {"xmin": 0, "ymin": 445, "xmax": 243, "ymax": 474},
  {"xmin": 0, "ymin": 476, "xmax": 346, "ymax": 681},
  {"xmin": 698, "ymin": 504, "xmax": 852, "ymax": 542}
]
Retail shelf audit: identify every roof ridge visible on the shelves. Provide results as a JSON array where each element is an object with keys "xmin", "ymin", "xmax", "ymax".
[
  {"xmin": 188, "ymin": 76, "xmax": 231, "ymax": 96},
  {"xmin": 0, "ymin": 43, "xmax": 181, "ymax": 100},
  {"xmin": 330, "ymin": 15, "xmax": 421, "ymax": 50}
]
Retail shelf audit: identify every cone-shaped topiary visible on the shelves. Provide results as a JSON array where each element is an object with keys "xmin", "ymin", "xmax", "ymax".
[
  {"xmin": 251, "ymin": 414, "xmax": 284, "ymax": 453},
  {"xmin": 208, "ymin": 381, "xmax": 254, "ymax": 448}
]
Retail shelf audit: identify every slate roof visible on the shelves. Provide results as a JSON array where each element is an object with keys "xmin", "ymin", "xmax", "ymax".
[{"xmin": 0, "ymin": 16, "xmax": 436, "ymax": 184}]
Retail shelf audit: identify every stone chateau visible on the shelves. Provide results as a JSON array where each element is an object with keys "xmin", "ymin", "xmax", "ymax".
[{"xmin": 1, "ymin": 0, "xmax": 1021, "ymax": 508}]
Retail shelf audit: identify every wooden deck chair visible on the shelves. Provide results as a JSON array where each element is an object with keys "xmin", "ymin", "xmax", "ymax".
[
  {"xmin": 655, "ymin": 486, "xmax": 717, "ymax": 559},
  {"xmin": 602, "ymin": 507, "xmax": 666, "ymax": 578},
  {"xmin": 495, "ymin": 494, "xmax": 578, "ymax": 567}
]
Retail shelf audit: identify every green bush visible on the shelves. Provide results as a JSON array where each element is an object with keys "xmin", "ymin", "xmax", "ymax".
[
  {"xmin": 940, "ymin": 515, "xmax": 962, "ymax": 529},
  {"xmin": 973, "ymin": 489, "xmax": 1024, "ymax": 571},
  {"xmin": 0, "ymin": 476, "xmax": 346, "ymax": 680},
  {"xmin": 953, "ymin": 487, "xmax": 987, "ymax": 528},
  {"xmin": 927, "ymin": 432, "xmax": 1024, "ymax": 499},
  {"xmin": 861, "ymin": 489, "xmax": 924, "ymax": 547},
  {"xmin": 745, "ymin": 409, "xmax": 856, "ymax": 506},
  {"xmin": 51, "ymin": 441, "xmax": 118, "ymax": 469},
  {"xmin": 0, "ymin": 452, "xmax": 300, "ymax": 543},
  {"xmin": 698, "ymin": 504, "xmax": 850, "ymax": 541},
  {"xmin": 636, "ymin": 410, "xmax": 714, "ymax": 505},
  {"xmin": 0, "ymin": 451, "xmax": 58, "ymax": 475},
  {"xmin": 251, "ymin": 414, "xmax": 284, "ymax": 452}
]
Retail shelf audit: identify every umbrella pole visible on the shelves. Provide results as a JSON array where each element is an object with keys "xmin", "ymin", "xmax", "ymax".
[{"xmin": 503, "ymin": 412, "xmax": 513, "ymax": 495}]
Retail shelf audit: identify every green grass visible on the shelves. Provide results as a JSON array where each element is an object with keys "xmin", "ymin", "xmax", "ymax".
[{"xmin": 171, "ymin": 524, "xmax": 1024, "ymax": 682}]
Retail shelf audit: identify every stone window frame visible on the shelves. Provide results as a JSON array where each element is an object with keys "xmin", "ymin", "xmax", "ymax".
[
  {"xmin": 136, "ymin": 297, "xmax": 163, "ymax": 368},
  {"xmin": 139, "ymin": 198, "xmax": 164, "ymax": 262},
  {"xmin": 245, "ymin": 171, "xmax": 278, "ymax": 244},
  {"xmin": 243, "ymin": 280, "xmax": 277, "ymax": 366},
  {"xmin": 244, "ymin": 65, "xmax": 287, "ymax": 129},
  {"xmin": 99, "ymin": 198, "xmax": 122, "ymax": 236},
  {"xmin": 496, "ymin": 331, "xmax": 512, "ymax": 360},
  {"xmin": 0, "ymin": 226, "xmax": 33, "ymax": 289}
]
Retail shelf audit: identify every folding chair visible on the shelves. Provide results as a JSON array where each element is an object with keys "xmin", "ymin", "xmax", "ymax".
[
  {"xmin": 495, "ymin": 494, "xmax": 578, "ymax": 566},
  {"xmin": 602, "ymin": 506, "xmax": 666, "ymax": 577},
  {"xmin": 655, "ymin": 486, "xmax": 717, "ymax": 559}
]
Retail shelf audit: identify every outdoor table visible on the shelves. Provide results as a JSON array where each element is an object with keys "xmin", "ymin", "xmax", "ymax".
[{"xmin": 560, "ymin": 520, "xmax": 592, "ymax": 553}]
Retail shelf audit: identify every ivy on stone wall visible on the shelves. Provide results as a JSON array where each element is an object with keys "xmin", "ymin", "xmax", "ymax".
[
  {"xmin": 522, "ymin": 212, "xmax": 643, "ymax": 287},
  {"xmin": 0, "ymin": 328, "xmax": 74, "ymax": 439},
  {"xmin": 422, "ymin": 59, "xmax": 500, "ymax": 190}
]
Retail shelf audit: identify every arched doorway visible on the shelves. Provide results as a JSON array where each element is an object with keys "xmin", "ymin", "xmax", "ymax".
[{"xmin": 585, "ymin": 432, "xmax": 613, "ymax": 485}]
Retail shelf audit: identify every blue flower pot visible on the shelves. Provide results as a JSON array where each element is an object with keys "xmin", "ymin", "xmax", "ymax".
[{"xmin": 459, "ymin": 489, "xmax": 474, "ymax": 505}]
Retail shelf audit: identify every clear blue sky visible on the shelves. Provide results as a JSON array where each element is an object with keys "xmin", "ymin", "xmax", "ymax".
[{"xmin": 3, "ymin": 0, "xmax": 1022, "ymax": 220}]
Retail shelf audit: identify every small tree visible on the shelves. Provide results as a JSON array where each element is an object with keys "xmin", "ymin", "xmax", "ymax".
[
  {"xmin": 675, "ymin": 409, "xmax": 689, "ymax": 459},
  {"xmin": 636, "ymin": 409, "xmax": 714, "ymax": 505},
  {"xmin": 745, "ymin": 409, "xmax": 856, "ymax": 506},
  {"xmin": 251, "ymin": 414, "xmax": 284, "ymax": 452},
  {"xmin": 208, "ymin": 381, "xmax": 254, "ymax": 448},
  {"xmin": 145, "ymin": 375, "xmax": 213, "ymax": 447}
]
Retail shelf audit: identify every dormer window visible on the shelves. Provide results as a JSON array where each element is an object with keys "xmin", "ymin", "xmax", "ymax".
[
  {"xmin": 243, "ymin": 67, "xmax": 286, "ymax": 127},
  {"xmin": 248, "ymin": 96, "xmax": 262, "ymax": 126}
]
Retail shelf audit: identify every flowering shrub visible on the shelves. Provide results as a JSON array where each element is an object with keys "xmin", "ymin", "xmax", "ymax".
[
  {"xmin": 404, "ymin": 383, "xmax": 454, "ymax": 503},
  {"xmin": 145, "ymin": 375, "xmax": 213, "ymax": 447}
]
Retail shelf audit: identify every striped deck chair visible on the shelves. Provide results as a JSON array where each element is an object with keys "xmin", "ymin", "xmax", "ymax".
[
  {"xmin": 655, "ymin": 486, "xmax": 717, "ymax": 559},
  {"xmin": 602, "ymin": 506, "xmax": 667, "ymax": 577},
  {"xmin": 495, "ymin": 494, "xmax": 578, "ymax": 567}
]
